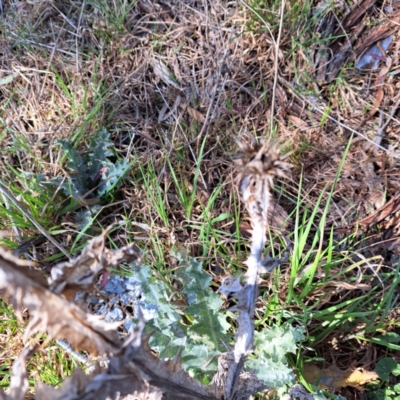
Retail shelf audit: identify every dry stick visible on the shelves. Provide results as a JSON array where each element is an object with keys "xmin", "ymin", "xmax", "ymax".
[
  {"xmin": 239, "ymin": 0, "xmax": 285, "ymax": 135},
  {"xmin": 367, "ymin": 96, "xmax": 400, "ymax": 152},
  {"xmin": 195, "ymin": 1, "xmax": 232, "ymax": 149},
  {"xmin": 7, "ymin": 32, "xmax": 76, "ymax": 56},
  {"xmin": 221, "ymin": 145, "xmax": 290, "ymax": 400},
  {"xmin": 39, "ymin": 20, "xmax": 65, "ymax": 99},
  {"xmin": 1, "ymin": 193, "xmax": 22, "ymax": 244},
  {"xmin": 270, "ymin": 0, "xmax": 285, "ymax": 134},
  {"xmin": 0, "ymin": 183, "xmax": 70, "ymax": 259},
  {"xmin": 279, "ymin": 76, "xmax": 400, "ymax": 159},
  {"xmin": 371, "ymin": 109, "xmax": 385, "ymax": 151},
  {"xmin": 75, "ymin": 1, "xmax": 86, "ymax": 74}
]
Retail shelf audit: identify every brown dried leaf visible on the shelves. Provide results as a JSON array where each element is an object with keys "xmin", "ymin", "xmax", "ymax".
[
  {"xmin": 303, "ymin": 363, "xmax": 379, "ymax": 391},
  {"xmin": 356, "ymin": 26, "xmax": 397, "ymax": 60},
  {"xmin": 36, "ymin": 362, "xmax": 148, "ymax": 400},
  {"xmin": 288, "ymin": 115, "xmax": 308, "ymax": 130},
  {"xmin": 336, "ymin": 192, "xmax": 400, "ymax": 233},
  {"xmin": 0, "ymin": 243, "xmax": 220, "ymax": 400},
  {"xmin": 3, "ymin": 346, "xmax": 35, "ymax": 400},
  {"xmin": 313, "ymin": 0, "xmax": 397, "ymax": 83},
  {"xmin": 335, "ymin": 0, "xmax": 376, "ymax": 35},
  {"xmin": 358, "ymin": 193, "xmax": 400, "ymax": 227},
  {"xmin": 49, "ymin": 234, "xmax": 141, "ymax": 297},
  {"xmin": 36, "ymin": 326, "xmax": 219, "ymax": 399},
  {"xmin": 151, "ymin": 59, "xmax": 181, "ymax": 89},
  {"xmin": 369, "ymin": 83, "xmax": 384, "ymax": 118},
  {"xmin": 180, "ymin": 102, "xmax": 206, "ymax": 123},
  {"xmin": 0, "ymin": 248, "xmax": 120, "ymax": 355}
]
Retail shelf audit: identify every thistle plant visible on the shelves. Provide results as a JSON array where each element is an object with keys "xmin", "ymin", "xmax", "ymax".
[
  {"xmin": 0, "ymin": 140, "xmax": 305, "ymax": 400},
  {"xmin": 216, "ymin": 140, "xmax": 293, "ymax": 399}
]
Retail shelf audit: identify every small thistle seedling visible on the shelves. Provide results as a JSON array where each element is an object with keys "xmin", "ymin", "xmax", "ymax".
[{"xmin": 40, "ymin": 127, "xmax": 132, "ymax": 237}]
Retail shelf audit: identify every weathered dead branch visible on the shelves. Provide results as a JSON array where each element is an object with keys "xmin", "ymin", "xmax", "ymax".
[{"xmin": 0, "ymin": 246, "xmax": 219, "ymax": 400}]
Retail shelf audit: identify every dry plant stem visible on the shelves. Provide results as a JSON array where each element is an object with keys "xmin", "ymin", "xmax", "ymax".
[
  {"xmin": 0, "ymin": 182, "xmax": 70, "ymax": 259},
  {"xmin": 367, "ymin": 95, "xmax": 400, "ymax": 151},
  {"xmin": 221, "ymin": 143, "xmax": 291, "ymax": 399},
  {"xmin": 279, "ymin": 77, "xmax": 400, "ymax": 158},
  {"xmin": 0, "ymin": 193, "xmax": 21, "ymax": 243},
  {"xmin": 6, "ymin": 346, "xmax": 36, "ymax": 400},
  {"xmin": 270, "ymin": 0, "xmax": 285, "ymax": 134},
  {"xmin": 240, "ymin": 0, "xmax": 285, "ymax": 134},
  {"xmin": 224, "ymin": 175, "xmax": 270, "ymax": 397}
]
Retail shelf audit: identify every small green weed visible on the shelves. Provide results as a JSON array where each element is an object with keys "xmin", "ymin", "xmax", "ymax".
[
  {"xmin": 86, "ymin": 0, "xmax": 134, "ymax": 36},
  {"xmin": 367, "ymin": 357, "xmax": 400, "ymax": 400},
  {"xmin": 134, "ymin": 248, "xmax": 304, "ymax": 391},
  {"xmin": 37, "ymin": 127, "xmax": 132, "ymax": 249},
  {"xmin": 0, "ymin": 301, "xmax": 77, "ymax": 390}
]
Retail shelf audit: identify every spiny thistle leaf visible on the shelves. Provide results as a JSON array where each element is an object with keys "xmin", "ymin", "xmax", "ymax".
[
  {"xmin": 245, "ymin": 323, "xmax": 305, "ymax": 388},
  {"xmin": 85, "ymin": 128, "xmax": 131, "ymax": 197},
  {"xmin": 181, "ymin": 343, "xmax": 221, "ymax": 372},
  {"xmin": 133, "ymin": 263, "xmax": 180, "ymax": 321},
  {"xmin": 56, "ymin": 140, "xmax": 90, "ymax": 199},
  {"xmin": 74, "ymin": 204, "xmax": 102, "ymax": 231},
  {"xmin": 98, "ymin": 159, "xmax": 131, "ymax": 197},
  {"xmin": 44, "ymin": 128, "xmax": 131, "ymax": 200},
  {"xmin": 173, "ymin": 249, "xmax": 231, "ymax": 351},
  {"xmin": 86, "ymin": 127, "xmax": 115, "ymax": 179},
  {"xmin": 58, "ymin": 140, "xmax": 87, "ymax": 176},
  {"xmin": 134, "ymin": 248, "xmax": 303, "ymax": 390},
  {"xmin": 133, "ymin": 252, "xmax": 231, "ymax": 378},
  {"xmin": 245, "ymin": 358, "xmax": 294, "ymax": 389},
  {"xmin": 133, "ymin": 263, "xmax": 186, "ymax": 360},
  {"xmin": 253, "ymin": 324, "xmax": 305, "ymax": 363}
]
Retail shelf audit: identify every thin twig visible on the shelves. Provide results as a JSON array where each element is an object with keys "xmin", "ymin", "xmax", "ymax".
[
  {"xmin": 7, "ymin": 32, "xmax": 76, "ymax": 56},
  {"xmin": 279, "ymin": 76, "xmax": 400, "ymax": 158},
  {"xmin": 239, "ymin": 0, "xmax": 285, "ymax": 135},
  {"xmin": 0, "ymin": 183, "xmax": 70, "ymax": 259},
  {"xmin": 1, "ymin": 193, "xmax": 22, "ymax": 244},
  {"xmin": 367, "ymin": 96, "xmax": 400, "ymax": 152},
  {"xmin": 270, "ymin": 0, "xmax": 285, "ymax": 135}
]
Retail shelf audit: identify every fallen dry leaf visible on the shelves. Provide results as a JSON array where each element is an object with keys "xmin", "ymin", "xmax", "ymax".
[
  {"xmin": 49, "ymin": 233, "xmax": 141, "ymax": 298},
  {"xmin": 0, "ymin": 248, "xmax": 120, "ymax": 355},
  {"xmin": 0, "ymin": 243, "xmax": 221, "ymax": 400},
  {"xmin": 180, "ymin": 102, "xmax": 206, "ymax": 123},
  {"xmin": 151, "ymin": 58, "xmax": 181, "ymax": 89},
  {"xmin": 370, "ymin": 82, "xmax": 384, "ymax": 118},
  {"xmin": 4, "ymin": 346, "xmax": 36, "ymax": 400},
  {"xmin": 288, "ymin": 115, "xmax": 308, "ymax": 130},
  {"xmin": 303, "ymin": 363, "xmax": 379, "ymax": 392},
  {"xmin": 335, "ymin": 0, "xmax": 376, "ymax": 35}
]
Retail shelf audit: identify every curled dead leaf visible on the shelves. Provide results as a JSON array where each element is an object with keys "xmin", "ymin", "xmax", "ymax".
[
  {"xmin": 179, "ymin": 100, "xmax": 206, "ymax": 123},
  {"xmin": 303, "ymin": 363, "xmax": 379, "ymax": 392},
  {"xmin": 0, "ymin": 239, "xmax": 220, "ymax": 400},
  {"xmin": 49, "ymin": 234, "xmax": 141, "ymax": 298}
]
